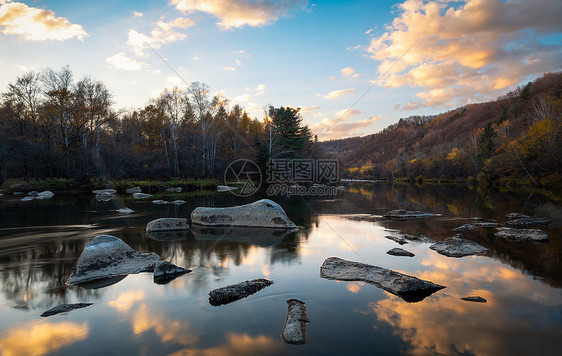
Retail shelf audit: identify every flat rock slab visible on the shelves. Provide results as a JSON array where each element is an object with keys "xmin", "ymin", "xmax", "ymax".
[
  {"xmin": 133, "ymin": 192, "xmax": 152, "ymax": 199},
  {"xmin": 346, "ymin": 214, "xmax": 383, "ymax": 222},
  {"xmin": 495, "ymin": 227, "xmax": 548, "ymax": 242},
  {"xmin": 217, "ymin": 185, "xmax": 239, "ymax": 192},
  {"xmin": 41, "ymin": 303, "xmax": 93, "ymax": 317},
  {"xmin": 429, "ymin": 234, "xmax": 488, "ymax": 257},
  {"xmin": 281, "ymin": 299, "xmax": 309, "ymax": 345},
  {"xmin": 387, "ymin": 248, "xmax": 415, "ymax": 257},
  {"xmin": 320, "ymin": 257, "xmax": 445, "ymax": 303},
  {"xmin": 117, "ymin": 208, "xmax": 134, "ymax": 214},
  {"xmin": 153, "ymin": 261, "xmax": 191, "ymax": 284},
  {"xmin": 461, "ymin": 296, "xmax": 487, "ymax": 303},
  {"xmin": 209, "ymin": 278, "xmax": 273, "ymax": 306},
  {"xmin": 505, "ymin": 217, "xmax": 552, "ymax": 228},
  {"xmin": 125, "ymin": 187, "xmax": 142, "ymax": 194},
  {"xmin": 476, "ymin": 222, "xmax": 502, "ymax": 228},
  {"xmin": 505, "ymin": 213, "xmax": 530, "ymax": 220},
  {"xmin": 67, "ymin": 235, "xmax": 160, "ymax": 285},
  {"xmin": 92, "ymin": 189, "xmax": 116, "ymax": 195},
  {"xmin": 453, "ymin": 224, "xmax": 477, "ymax": 231},
  {"xmin": 383, "ymin": 210, "xmax": 436, "ymax": 219},
  {"xmin": 192, "ymin": 199, "xmax": 296, "ymax": 229},
  {"xmin": 384, "ymin": 235, "xmax": 407, "ymax": 245},
  {"xmin": 146, "ymin": 218, "xmax": 190, "ymax": 233},
  {"xmin": 165, "ymin": 187, "xmax": 182, "ymax": 193}
]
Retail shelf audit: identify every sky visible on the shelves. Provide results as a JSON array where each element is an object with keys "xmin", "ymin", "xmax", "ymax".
[{"xmin": 0, "ymin": 0, "xmax": 561, "ymax": 141}]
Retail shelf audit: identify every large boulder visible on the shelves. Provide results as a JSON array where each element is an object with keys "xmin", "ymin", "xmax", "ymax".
[
  {"xmin": 495, "ymin": 227, "xmax": 548, "ymax": 242},
  {"xmin": 320, "ymin": 257, "xmax": 445, "ymax": 302},
  {"xmin": 209, "ymin": 278, "xmax": 273, "ymax": 306},
  {"xmin": 146, "ymin": 218, "xmax": 190, "ymax": 233},
  {"xmin": 281, "ymin": 299, "xmax": 309, "ymax": 345},
  {"xmin": 429, "ymin": 234, "xmax": 488, "ymax": 257},
  {"xmin": 383, "ymin": 210, "xmax": 436, "ymax": 219},
  {"xmin": 191, "ymin": 199, "xmax": 296, "ymax": 229},
  {"xmin": 67, "ymin": 235, "xmax": 160, "ymax": 285}
]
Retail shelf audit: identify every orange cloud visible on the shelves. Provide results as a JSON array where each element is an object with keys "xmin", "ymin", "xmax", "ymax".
[
  {"xmin": 127, "ymin": 17, "xmax": 195, "ymax": 56},
  {"xmin": 311, "ymin": 113, "xmax": 380, "ymax": 140},
  {"xmin": 0, "ymin": 1, "xmax": 87, "ymax": 41},
  {"xmin": 0, "ymin": 321, "xmax": 89, "ymax": 356},
  {"xmin": 171, "ymin": 0, "xmax": 308, "ymax": 29},
  {"xmin": 367, "ymin": 0, "xmax": 562, "ymax": 109},
  {"xmin": 317, "ymin": 88, "xmax": 355, "ymax": 100},
  {"xmin": 169, "ymin": 332, "xmax": 277, "ymax": 356}
]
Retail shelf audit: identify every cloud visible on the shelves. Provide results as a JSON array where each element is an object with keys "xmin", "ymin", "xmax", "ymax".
[
  {"xmin": 255, "ymin": 84, "xmax": 266, "ymax": 96},
  {"xmin": 133, "ymin": 11, "xmax": 143, "ymax": 18},
  {"xmin": 367, "ymin": 0, "xmax": 562, "ymax": 109},
  {"xmin": 317, "ymin": 88, "xmax": 355, "ymax": 100},
  {"xmin": 223, "ymin": 66, "xmax": 236, "ymax": 71},
  {"xmin": 300, "ymin": 105, "xmax": 320, "ymax": 114},
  {"xmin": 106, "ymin": 52, "xmax": 147, "ymax": 71},
  {"xmin": 171, "ymin": 0, "xmax": 309, "ymax": 29},
  {"xmin": 310, "ymin": 111, "xmax": 380, "ymax": 140},
  {"xmin": 192, "ymin": 56, "xmax": 199, "ymax": 61},
  {"xmin": 0, "ymin": 1, "xmax": 88, "ymax": 41},
  {"xmin": 341, "ymin": 66, "xmax": 359, "ymax": 78},
  {"xmin": 127, "ymin": 17, "xmax": 195, "ymax": 56}
]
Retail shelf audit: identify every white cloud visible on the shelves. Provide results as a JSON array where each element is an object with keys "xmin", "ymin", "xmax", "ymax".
[
  {"xmin": 255, "ymin": 84, "xmax": 266, "ymax": 96},
  {"xmin": 223, "ymin": 66, "xmax": 236, "ymax": 71},
  {"xmin": 0, "ymin": 1, "xmax": 88, "ymax": 41},
  {"xmin": 235, "ymin": 59, "xmax": 242, "ymax": 66},
  {"xmin": 106, "ymin": 52, "xmax": 147, "ymax": 71},
  {"xmin": 192, "ymin": 56, "xmax": 199, "ymax": 61},
  {"xmin": 317, "ymin": 88, "xmax": 355, "ymax": 100},
  {"xmin": 127, "ymin": 17, "xmax": 195, "ymax": 56},
  {"xmin": 133, "ymin": 11, "xmax": 143, "ymax": 18},
  {"xmin": 171, "ymin": 0, "xmax": 309, "ymax": 29},
  {"xmin": 367, "ymin": 0, "xmax": 562, "ymax": 109},
  {"xmin": 340, "ymin": 67, "xmax": 355, "ymax": 76},
  {"xmin": 311, "ymin": 114, "xmax": 380, "ymax": 140}
]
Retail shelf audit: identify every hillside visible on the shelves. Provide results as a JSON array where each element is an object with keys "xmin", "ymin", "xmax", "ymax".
[{"xmin": 324, "ymin": 72, "xmax": 562, "ymax": 186}]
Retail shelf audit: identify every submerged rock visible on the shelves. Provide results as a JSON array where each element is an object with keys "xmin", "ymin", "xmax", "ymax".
[
  {"xmin": 92, "ymin": 189, "xmax": 116, "ymax": 195},
  {"xmin": 387, "ymin": 248, "xmax": 415, "ymax": 257},
  {"xmin": 383, "ymin": 210, "xmax": 436, "ymax": 219},
  {"xmin": 67, "ymin": 235, "xmax": 160, "ymax": 285},
  {"xmin": 153, "ymin": 199, "xmax": 186, "ymax": 205},
  {"xmin": 384, "ymin": 235, "xmax": 407, "ymax": 245},
  {"xmin": 125, "ymin": 187, "xmax": 142, "ymax": 194},
  {"xmin": 166, "ymin": 187, "xmax": 182, "ymax": 193},
  {"xmin": 133, "ymin": 192, "xmax": 152, "ymax": 199},
  {"xmin": 506, "ymin": 217, "xmax": 552, "ymax": 228},
  {"xmin": 153, "ymin": 261, "xmax": 191, "ymax": 284},
  {"xmin": 117, "ymin": 207, "xmax": 134, "ymax": 214},
  {"xmin": 209, "ymin": 278, "xmax": 273, "ymax": 306},
  {"xmin": 429, "ymin": 234, "xmax": 487, "ymax": 257},
  {"xmin": 495, "ymin": 227, "xmax": 548, "ymax": 242},
  {"xmin": 191, "ymin": 199, "xmax": 296, "ymax": 229},
  {"xmin": 461, "ymin": 296, "xmax": 487, "ymax": 303},
  {"xmin": 453, "ymin": 224, "xmax": 477, "ymax": 231},
  {"xmin": 41, "ymin": 303, "xmax": 93, "ymax": 317},
  {"xmin": 95, "ymin": 192, "xmax": 114, "ymax": 202},
  {"xmin": 281, "ymin": 299, "xmax": 309, "ymax": 345},
  {"xmin": 320, "ymin": 257, "xmax": 445, "ymax": 302},
  {"xmin": 217, "ymin": 185, "xmax": 239, "ymax": 192},
  {"xmin": 21, "ymin": 196, "xmax": 35, "ymax": 202},
  {"xmin": 36, "ymin": 191, "xmax": 54, "ymax": 199},
  {"xmin": 146, "ymin": 218, "xmax": 190, "ymax": 233}
]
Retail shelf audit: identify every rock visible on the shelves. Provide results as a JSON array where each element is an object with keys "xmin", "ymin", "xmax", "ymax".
[
  {"xmin": 192, "ymin": 225, "xmax": 295, "ymax": 247},
  {"xmin": 146, "ymin": 231, "xmax": 190, "ymax": 241},
  {"xmin": 403, "ymin": 234, "xmax": 433, "ymax": 242},
  {"xmin": 429, "ymin": 234, "xmax": 487, "ymax": 257},
  {"xmin": 383, "ymin": 210, "xmax": 437, "ymax": 219},
  {"xmin": 461, "ymin": 296, "xmax": 487, "ymax": 303},
  {"xmin": 21, "ymin": 196, "xmax": 35, "ymax": 202},
  {"xmin": 384, "ymin": 235, "xmax": 407, "ymax": 245},
  {"xmin": 506, "ymin": 217, "xmax": 552, "ymax": 228},
  {"xmin": 169, "ymin": 200, "xmax": 186, "ymax": 205},
  {"xmin": 191, "ymin": 199, "xmax": 297, "ymax": 229},
  {"xmin": 476, "ymin": 222, "xmax": 501, "ymax": 228},
  {"xmin": 217, "ymin": 185, "xmax": 239, "ymax": 192},
  {"xmin": 281, "ymin": 299, "xmax": 309, "ymax": 345},
  {"xmin": 469, "ymin": 217, "xmax": 484, "ymax": 221},
  {"xmin": 453, "ymin": 224, "xmax": 476, "ymax": 231},
  {"xmin": 27, "ymin": 191, "xmax": 39, "ymax": 196},
  {"xmin": 387, "ymin": 248, "xmax": 415, "ymax": 257},
  {"xmin": 505, "ymin": 213, "xmax": 529, "ymax": 220},
  {"xmin": 336, "ymin": 186, "xmax": 345, "ymax": 191},
  {"xmin": 117, "ymin": 207, "xmax": 134, "ymax": 214},
  {"xmin": 495, "ymin": 227, "xmax": 548, "ymax": 242},
  {"xmin": 0, "ymin": 193, "xmax": 3, "ymax": 197},
  {"xmin": 152, "ymin": 200, "xmax": 166, "ymax": 204},
  {"xmin": 146, "ymin": 218, "xmax": 190, "ymax": 233},
  {"xmin": 66, "ymin": 235, "xmax": 160, "ymax": 285},
  {"xmin": 209, "ymin": 278, "xmax": 273, "ymax": 306},
  {"xmin": 95, "ymin": 192, "xmax": 114, "ymax": 202},
  {"xmin": 36, "ymin": 191, "xmax": 54, "ymax": 199},
  {"xmin": 125, "ymin": 187, "xmax": 142, "ymax": 194},
  {"xmin": 166, "ymin": 187, "xmax": 182, "ymax": 193},
  {"xmin": 153, "ymin": 261, "xmax": 191, "ymax": 284},
  {"xmin": 13, "ymin": 192, "xmax": 23, "ymax": 195},
  {"xmin": 133, "ymin": 192, "xmax": 152, "ymax": 199},
  {"xmin": 320, "ymin": 257, "xmax": 445, "ymax": 303},
  {"xmin": 40, "ymin": 303, "xmax": 93, "ymax": 317},
  {"xmin": 346, "ymin": 214, "xmax": 382, "ymax": 222},
  {"xmin": 92, "ymin": 189, "xmax": 116, "ymax": 195}
]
